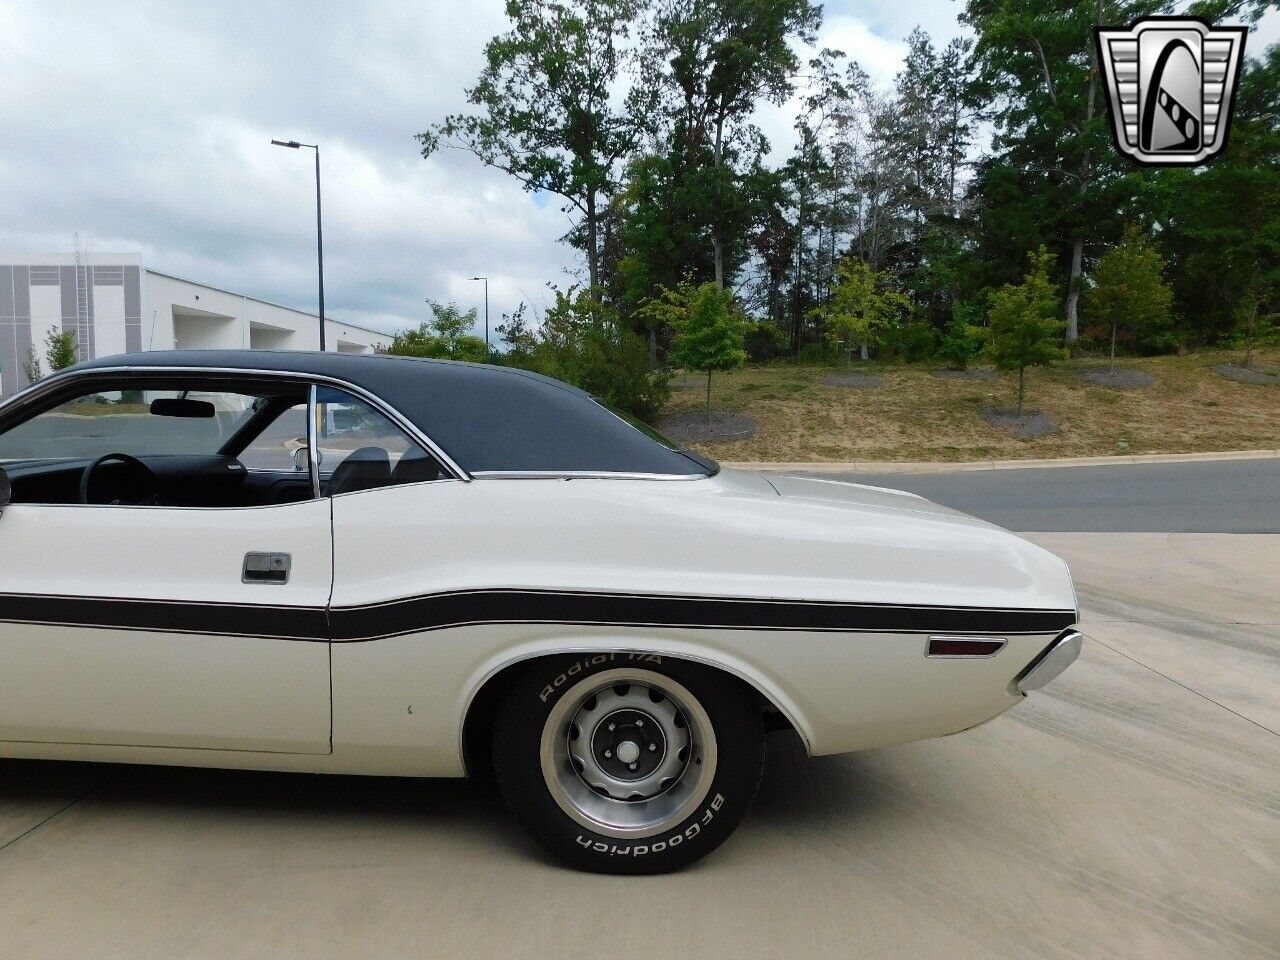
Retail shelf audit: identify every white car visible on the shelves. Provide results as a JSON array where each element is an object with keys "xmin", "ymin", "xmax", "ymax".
[{"xmin": 0, "ymin": 352, "xmax": 1081, "ymax": 873}]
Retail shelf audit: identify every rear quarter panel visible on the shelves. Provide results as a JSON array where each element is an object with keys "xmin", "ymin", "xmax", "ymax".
[{"xmin": 327, "ymin": 476, "xmax": 1074, "ymax": 775}]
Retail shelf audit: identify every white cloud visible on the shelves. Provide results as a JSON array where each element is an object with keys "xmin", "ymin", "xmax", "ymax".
[
  {"xmin": 754, "ymin": 8, "xmax": 913, "ymax": 163},
  {"xmin": 0, "ymin": 0, "xmax": 566, "ymax": 336},
  {"xmin": 11, "ymin": 0, "xmax": 1267, "ymax": 338}
]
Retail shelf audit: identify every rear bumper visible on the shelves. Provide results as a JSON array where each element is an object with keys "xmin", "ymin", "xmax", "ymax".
[{"xmin": 1012, "ymin": 630, "xmax": 1083, "ymax": 694}]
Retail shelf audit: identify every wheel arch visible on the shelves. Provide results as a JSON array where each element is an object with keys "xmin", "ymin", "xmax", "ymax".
[{"xmin": 459, "ymin": 643, "xmax": 812, "ymax": 777}]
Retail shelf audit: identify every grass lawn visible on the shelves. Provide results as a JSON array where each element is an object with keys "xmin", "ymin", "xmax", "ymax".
[{"xmin": 663, "ymin": 347, "xmax": 1280, "ymax": 463}]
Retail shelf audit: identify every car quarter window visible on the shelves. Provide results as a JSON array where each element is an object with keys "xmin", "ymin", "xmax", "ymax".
[
  {"xmin": 314, "ymin": 386, "xmax": 446, "ymax": 493},
  {"xmin": 239, "ymin": 402, "xmax": 310, "ymax": 471}
]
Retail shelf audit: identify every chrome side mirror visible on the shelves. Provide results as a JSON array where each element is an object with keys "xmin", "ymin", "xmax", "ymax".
[
  {"xmin": 0, "ymin": 467, "xmax": 11, "ymax": 517},
  {"xmin": 292, "ymin": 445, "xmax": 310, "ymax": 473}
]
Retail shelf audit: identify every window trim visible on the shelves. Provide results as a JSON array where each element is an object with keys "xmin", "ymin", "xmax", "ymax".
[{"xmin": 306, "ymin": 384, "xmax": 322, "ymax": 500}]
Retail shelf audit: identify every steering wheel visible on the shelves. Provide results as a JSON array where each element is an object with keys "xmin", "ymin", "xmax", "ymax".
[{"xmin": 79, "ymin": 453, "xmax": 159, "ymax": 506}]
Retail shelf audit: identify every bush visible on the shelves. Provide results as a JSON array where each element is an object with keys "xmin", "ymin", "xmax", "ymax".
[
  {"xmin": 744, "ymin": 321, "xmax": 788, "ymax": 361},
  {"xmin": 890, "ymin": 320, "xmax": 938, "ymax": 363},
  {"xmin": 387, "ymin": 301, "xmax": 488, "ymax": 362},
  {"xmin": 937, "ymin": 315, "xmax": 985, "ymax": 370},
  {"xmin": 500, "ymin": 288, "xmax": 669, "ymax": 421},
  {"xmin": 45, "ymin": 330, "xmax": 77, "ymax": 371},
  {"xmin": 795, "ymin": 341, "xmax": 841, "ymax": 364}
]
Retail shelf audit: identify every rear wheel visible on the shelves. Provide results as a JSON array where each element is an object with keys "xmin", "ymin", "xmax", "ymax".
[{"xmin": 492, "ymin": 655, "xmax": 765, "ymax": 874}]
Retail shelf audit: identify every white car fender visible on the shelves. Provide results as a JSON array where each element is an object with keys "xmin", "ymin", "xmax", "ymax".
[{"xmin": 456, "ymin": 633, "xmax": 816, "ymax": 767}]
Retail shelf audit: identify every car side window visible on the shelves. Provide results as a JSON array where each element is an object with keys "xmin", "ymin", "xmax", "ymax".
[
  {"xmin": 314, "ymin": 387, "xmax": 446, "ymax": 494},
  {"xmin": 0, "ymin": 388, "xmax": 251, "ymax": 463},
  {"xmin": 0, "ymin": 381, "xmax": 314, "ymax": 509}
]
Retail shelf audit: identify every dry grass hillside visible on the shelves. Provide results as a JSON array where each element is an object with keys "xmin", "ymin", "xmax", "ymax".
[{"xmin": 663, "ymin": 348, "xmax": 1280, "ymax": 463}]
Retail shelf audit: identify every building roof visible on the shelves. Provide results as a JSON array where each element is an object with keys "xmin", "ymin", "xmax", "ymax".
[
  {"xmin": 144, "ymin": 270, "xmax": 389, "ymax": 340},
  {"xmin": 70, "ymin": 350, "xmax": 707, "ymax": 476}
]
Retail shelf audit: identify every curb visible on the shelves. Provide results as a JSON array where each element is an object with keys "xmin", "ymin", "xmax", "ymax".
[{"xmin": 723, "ymin": 449, "xmax": 1280, "ymax": 475}]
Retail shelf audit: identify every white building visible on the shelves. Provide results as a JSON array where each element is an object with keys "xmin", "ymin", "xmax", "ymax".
[{"xmin": 0, "ymin": 252, "xmax": 391, "ymax": 397}]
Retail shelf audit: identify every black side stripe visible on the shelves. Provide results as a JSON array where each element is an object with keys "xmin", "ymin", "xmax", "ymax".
[
  {"xmin": 0, "ymin": 590, "xmax": 1076, "ymax": 642},
  {"xmin": 0, "ymin": 593, "xmax": 327, "ymax": 641}
]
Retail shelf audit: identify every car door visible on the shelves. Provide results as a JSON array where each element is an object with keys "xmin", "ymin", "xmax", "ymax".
[{"xmin": 0, "ymin": 375, "xmax": 332, "ymax": 754}]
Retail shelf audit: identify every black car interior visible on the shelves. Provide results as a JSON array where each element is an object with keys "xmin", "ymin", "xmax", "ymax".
[{"xmin": 0, "ymin": 375, "xmax": 446, "ymax": 508}]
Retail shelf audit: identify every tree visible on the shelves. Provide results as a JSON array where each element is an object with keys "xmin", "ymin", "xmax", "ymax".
[
  {"xmin": 1147, "ymin": 41, "xmax": 1279, "ymax": 352},
  {"xmin": 810, "ymin": 256, "xmax": 912, "ymax": 362},
  {"xmin": 963, "ymin": 0, "xmax": 1151, "ymax": 345},
  {"xmin": 502, "ymin": 287, "xmax": 669, "ymax": 419},
  {"xmin": 937, "ymin": 301, "xmax": 986, "ymax": 371},
  {"xmin": 419, "ymin": 0, "xmax": 648, "ymax": 289},
  {"xmin": 987, "ymin": 246, "xmax": 1064, "ymax": 415},
  {"xmin": 1232, "ymin": 283, "xmax": 1278, "ymax": 368},
  {"xmin": 21, "ymin": 346, "xmax": 42, "ymax": 384},
  {"xmin": 1085, "ymin": 225, "xmax": 1175, "ymax": 367},
  {"xmin": 45, "ymin": 330, "xmax": 77, "ymax": 371},
  {"xmin": 387, "ymin": 302, "xmax": 488, "ymax": 362},
  {"xmin": 647, "ymin": 0, "xmax": 821, "ymax": 287},
  {"xmin": 643, "ymin": 281, "xmax": 747, "ymax": 417}
]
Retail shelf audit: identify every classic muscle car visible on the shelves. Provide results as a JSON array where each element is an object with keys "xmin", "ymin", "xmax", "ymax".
[{"xmin": 0, "ymin": 351, "xmax": 1080, "ymax": 873}]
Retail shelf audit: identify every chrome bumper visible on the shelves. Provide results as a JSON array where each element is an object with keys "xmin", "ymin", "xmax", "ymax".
[{"xmin": 1014, "ymin": 630, "xmax": 1083, "ymax": 694}]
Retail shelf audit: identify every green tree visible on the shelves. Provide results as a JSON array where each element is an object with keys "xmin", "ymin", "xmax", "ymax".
[
  {"xmin": 647, "ymin": 0, "xmax": 821, "ymax": 287},
  {"xmin": 1231, "ymin": 284, "xmax": 1279, "ymax": 367},
  {"xmin": 21, "ymin": 346, "xmax": 42, "ymax": 384},
  {"xmin": 45, "ymin": 330, "xmax": 77, "ymax": 371},
  {"xmin": 1146, "ymin": 41, "xmax": 1279, "ymax": 354},
  {"xmin": 810, "ymin": 256, "xmax": 912, "ymax": 362},
  {"xmin": 1086, "ymin": 225, "xmax": 1175, "ymax": 367},
  {"xmin": 643, "ymin": 281, "xmax": 747, "ymax": 417},
  {"xmin": 937, "ymin": 300, "xmax": 986, "ymax": 371},
  {"xmin": 500, "ymin": 288, "xmax": 670, "ymax": 420},
  {"xmin": 419, "ymin": 0, "xmax": 648, "ymax": 289},
  {"xmin": 963, "ymin": 0, "xmax": 1157, "ymax": 345},
  {"xmin": 987, "ymin": 246, "xmax": 1064, "ymax": 415},
  {"xmin": 387, "ymin": 302, "xmax": 488, "ymax": 362}
]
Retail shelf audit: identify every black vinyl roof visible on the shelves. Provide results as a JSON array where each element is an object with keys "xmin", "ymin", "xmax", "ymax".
[{"xmin": 69, "ymin": 350, "xmax": 708, "ymax": 476}]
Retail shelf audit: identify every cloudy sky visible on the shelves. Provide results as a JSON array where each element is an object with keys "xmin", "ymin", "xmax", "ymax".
[{"xmin": 0, "ymin": 1, "xmax": 1273, "ymax": 336}]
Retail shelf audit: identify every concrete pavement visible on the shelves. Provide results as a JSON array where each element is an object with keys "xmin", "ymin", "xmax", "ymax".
[{"xmin": 0, "ymin": 533, "xmax": 1276, "ymax": 959}]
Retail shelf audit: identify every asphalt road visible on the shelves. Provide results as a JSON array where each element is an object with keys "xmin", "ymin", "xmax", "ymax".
[
  {"xmin": 1, "ymin": 533, "xmax": 1276, "ymax": 959},
  {"xmin": 798, "ymin": 457, "xmax": 1280, "ymax": 533}
]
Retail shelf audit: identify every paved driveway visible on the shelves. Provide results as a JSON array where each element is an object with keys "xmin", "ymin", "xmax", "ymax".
[{"xmin": 1, "ymin": 532, "xmax": 1276, "ymax": 959}]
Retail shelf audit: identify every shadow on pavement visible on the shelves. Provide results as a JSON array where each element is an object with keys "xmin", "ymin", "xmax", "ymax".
[{"xmin": 0, "ymin": 730, "xmax": 893, "ymax": 836}]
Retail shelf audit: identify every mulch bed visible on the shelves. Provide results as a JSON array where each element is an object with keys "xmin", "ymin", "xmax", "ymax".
[
  {"xmin": 658, "ymin": 411, "xmax": 758, "ymax": 443},
  {"xmin": 981, "ymin": 408, "xmax": 1060, "ymax": 440},
  {"xmin": 1078, "ymin": 368, "xmax": 1156, "ymax": 389},
  {"xmin": 821, "ymin": 373, "xmax": 885, "ymax": 388},
  {"xmin": 1214, "ymin": 363, "xmax": 1280, "ymax": 386},
  {"xmin": 931, "ymin": 368, "xmax": 997, "ymax": 381}
]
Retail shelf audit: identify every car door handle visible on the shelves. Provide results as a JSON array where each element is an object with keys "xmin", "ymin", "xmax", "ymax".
[{"xmin": 242, "ymin": 552, "xmax": 291, "ymax": 584}]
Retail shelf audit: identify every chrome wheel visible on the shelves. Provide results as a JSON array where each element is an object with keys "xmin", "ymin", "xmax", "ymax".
[{"xmin": 539, "ymin": 668, "xmax": 718, "ymax": 839}]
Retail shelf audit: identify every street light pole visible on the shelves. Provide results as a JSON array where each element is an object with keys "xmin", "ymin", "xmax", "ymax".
[
  {"xmin": 271, "ymin": 139, "xmax": 326, "ymax": 351},
  {"xmin": 470, "ymin": 276, "xmax": 489, "ymax": 360}
]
